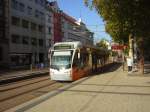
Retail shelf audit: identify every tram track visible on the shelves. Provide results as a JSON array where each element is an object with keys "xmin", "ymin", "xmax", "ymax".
[
  {"xmin": 0, "ymin": 81, "xmax": 57, "ymax": 102},
  {"xmin": 0, "ymin": 75, "xmax": 67, "ymax": 112},
  {"xmin": 0, "ymin": 77, "xmax": 50, "ymax": 92},
  {"xmin": 0, "ymin": 72, "xmax": 49, "ymax": 85}
]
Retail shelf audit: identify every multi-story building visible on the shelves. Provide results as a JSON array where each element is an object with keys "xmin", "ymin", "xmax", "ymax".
[
  {"xmin": 0, "ymin": 0, "xmax": 9, "ymax": 69},
  {"xmin": 8, "ymin": 0, "xmax": 46, "ymax": 68},
  {"xmin": 49, "ymin": 1, "xmax": 94, "ymax": 46},
  {"xmin": 0, "ymin": 0, "xmax": 94, "ymax": 69},
  {"xmin": 45, "ymin": 1, "xmax": 54, "ymax": 66},
  {"xmin": 61, "ymin": 12, "xmax": 78, "ymax": 42},
  {"xmin": 76, "ymin": 19, "xmax": 94, "ymax": 45},
  {"xmin": 61, "ymin": 13, "xmax": 94, "ymax": 46},
  {"xmin": 49, "ymin": 1, "xmax": 62, "ymax": 43}
]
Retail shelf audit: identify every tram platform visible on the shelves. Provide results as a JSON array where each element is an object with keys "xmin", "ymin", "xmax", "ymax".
[
  {"xmin": 0, "ymin": 68, "xmax": 49, "ymax": 84},
  {"xmin": 6, "ymin": 64, "xmax": 150, "ymax": 112}
]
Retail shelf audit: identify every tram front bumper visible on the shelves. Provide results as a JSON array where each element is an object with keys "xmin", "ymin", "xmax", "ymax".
[{"xmin": 50, "ymin": 69, "xmax": 72, "ymax": 81}]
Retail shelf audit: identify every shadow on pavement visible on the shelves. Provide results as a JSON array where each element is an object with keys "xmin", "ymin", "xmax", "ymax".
[
  {"xmin": 65, "ymin": 89, "xmax": 150, "ymax": 96},
  {"xmin": 92, "ymin": 62, "xmax": 122, "ymax": 75},
  {"xmin": 144, "ymin": 64, "xmax": 150, "ymax": 74},
  {"xmin": 144, "ymin": 71, "xmax": 150, "ymax": 74}
]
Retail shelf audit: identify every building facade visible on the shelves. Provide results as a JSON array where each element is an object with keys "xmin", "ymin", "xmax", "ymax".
[
  {"xmin": 0, "ymin": 0, "xmax": 9, "ymax": 69},
  {"xmin": 61, "ymin": 13, "xmax": 94, "ymax": 46},
  {"xmin": 9, "ymin": 0, "xmax": 46, "ymax": 68},
  {"xmin": 45, "ymin": 1, "xmax": 54, "ymax": 66},
  {"xmin": 49, "ymin": 1, "xmax": 94, "ymax": 46},
  {"xmin": 0, "ymin": 0, "xmax": 94, "ymax": 69},
  {"xmin": 50, "ymin": 1, "xmax": 62, "ymax": 43}
]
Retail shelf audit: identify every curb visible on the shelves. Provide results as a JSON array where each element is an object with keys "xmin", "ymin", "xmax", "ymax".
[{"xmin": 0, "ymin": 71, "xmax": 49, "ymax": 85}]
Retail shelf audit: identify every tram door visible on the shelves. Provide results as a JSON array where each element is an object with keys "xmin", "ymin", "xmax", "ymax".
[{"xmin": 72, "ymin": 50, "xmax": 89, "ymax": 80}]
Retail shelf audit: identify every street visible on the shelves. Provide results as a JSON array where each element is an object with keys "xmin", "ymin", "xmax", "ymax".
[
  {"xmin": 1, "ymin": 0, "xmax": 150, "ymax": 111},
  {"xmin": 5, "ymin": 63, "xmax": 150, "ymax": 112},
  {"xmin": 0, "ymin": 75, "xmax": 67, "ymax": 112}
]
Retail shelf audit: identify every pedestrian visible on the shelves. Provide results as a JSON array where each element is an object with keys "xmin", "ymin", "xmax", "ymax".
[
  {"xmin": 127, "ymin": 56, "xmax": 133, "ymax": 74},
  {"xmin": 40, "ymin": 62, "xmax": 44, "ymax": 69}
]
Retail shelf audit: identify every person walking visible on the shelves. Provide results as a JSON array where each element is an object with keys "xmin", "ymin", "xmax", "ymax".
[{"xmin": 127, "ymin": 56, "xmax": 133, "ymax": 74}]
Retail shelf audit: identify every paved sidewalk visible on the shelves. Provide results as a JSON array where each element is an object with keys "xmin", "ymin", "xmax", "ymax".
[{"xmin": 6, "ymin": 66, "xmax": 150, "ymax": 112}]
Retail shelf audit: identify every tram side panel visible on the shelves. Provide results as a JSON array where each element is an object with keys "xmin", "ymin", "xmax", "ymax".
[{"xmin": 72, "ymin": 49, "xmax": 91, "ymax": 80}]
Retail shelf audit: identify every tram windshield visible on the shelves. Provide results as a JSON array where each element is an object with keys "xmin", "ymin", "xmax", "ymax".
[{"xmin": 51, "ymin": 51, "xmax": 72, "ymax": 70}]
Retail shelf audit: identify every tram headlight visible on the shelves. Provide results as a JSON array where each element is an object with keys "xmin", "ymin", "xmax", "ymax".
[
  {"xmin": 64, "ymin": 70, "xmax": 71, "ymax": 75},
  {"xmin": 50, "ymin": 72, "xmax": 54, "ymax": 75}
]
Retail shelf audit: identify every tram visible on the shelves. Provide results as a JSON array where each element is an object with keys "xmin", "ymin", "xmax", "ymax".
[{"xmin": 49, "ymin": 41, "xmax": 109, "ymax": 81}]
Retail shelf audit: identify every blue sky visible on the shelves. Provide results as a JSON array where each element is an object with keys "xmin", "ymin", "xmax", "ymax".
[{"xmin": 49, "ymin": 0, "xmax": 111, "ymax": 43}]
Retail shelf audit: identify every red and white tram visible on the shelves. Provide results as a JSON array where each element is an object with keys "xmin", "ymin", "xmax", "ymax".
[{"xmin": 49, "ymin": 41, "xmax": 108, "ymax": 81}]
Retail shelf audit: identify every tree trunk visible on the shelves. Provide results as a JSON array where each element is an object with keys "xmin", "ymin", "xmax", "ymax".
[{"xmin": 139, "ymin": 38, "xmax": 144, "ymax": 74}]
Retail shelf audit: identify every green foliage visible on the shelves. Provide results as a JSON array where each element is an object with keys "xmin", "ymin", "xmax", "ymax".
[
  {"xmin": 96, "ymin": 38, "xmax": 108, "ymax": 49},
  {"xmin": 111, "ymin": 51, "xmax": 118, "ymax": 57},
  {"xmin": 123, "ymin": 46, "xmax": 129, "ymax": 56},
  {"xmin": 84, "ymin": 0, "xmax": 150, "ymax": 44}
]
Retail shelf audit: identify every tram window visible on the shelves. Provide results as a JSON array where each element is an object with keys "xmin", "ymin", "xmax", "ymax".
[
  {"xmin": 80, "ymin": 54, "xmax": 84, "ymax": 67},
  {"xmin": 81, "ymin": 53, "xmax": 89, "ymax": 66},
  {"xmin": 84, "ymin": 53, "xmax": 89, "ymax": 65},
  {"xmin": 73, "ymin": 52, "xmax": 89, "ymax": 68},
  {"xmin": 72, "ymin": 51, "xmax": 79, "ymax": 67},
  {"xmin": 78, "ymin": 53, "xmax": 86, "ymax": 68}
]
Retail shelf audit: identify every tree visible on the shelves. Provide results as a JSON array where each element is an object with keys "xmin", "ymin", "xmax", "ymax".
[
  {"xmin": 96, "ymin": 38, "xmax": 108, "ymax": 49},
  {"xmin": 84, "ymin": 0, "xmax": 150, "ymax": 43},
  {"xmin": 84, "ymin": 0, "xmax": 150, "ymax": 74}
]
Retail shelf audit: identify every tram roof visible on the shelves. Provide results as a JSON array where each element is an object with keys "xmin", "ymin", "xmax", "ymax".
[
  {"xmin": 53, "ymin": 41, "xmax": 82, "ymax": 49},
  {"xmin": 53, "ymin": 41, "xmax": 109, "ymax": 55}
]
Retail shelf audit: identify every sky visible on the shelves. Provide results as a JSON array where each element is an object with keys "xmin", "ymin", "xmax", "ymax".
[{"xmin": 49, "ymin": 0, "xmax": 111, "ymax": 43}]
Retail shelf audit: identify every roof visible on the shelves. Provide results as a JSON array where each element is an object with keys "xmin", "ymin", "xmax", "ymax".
[{"xmin": 53, "ymin": 41, "xmax": 82, "ymax": 49}]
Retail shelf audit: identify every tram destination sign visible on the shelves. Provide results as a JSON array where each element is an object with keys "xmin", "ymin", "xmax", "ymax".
[{"xmin": 54, "ymin": 44, "xmax": 74, "ymax": 50}]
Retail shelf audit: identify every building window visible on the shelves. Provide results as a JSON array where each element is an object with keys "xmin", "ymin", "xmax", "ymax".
[
  {"xmin": 27, "ymin": 6, "xmax": 32, "ymax": 15},
  {"xmin": 40, "ymin": 0, "xmax": 45, "ymax": 6},
  {"xmin": 39, "ymin": 53, "xmax": 44, "ymax": 63},
  {"xmin": 61, "ymin": 19, "xmax": 65, "ymax": 28},
  {"xmin": 35, "ymin": 0, "xmax": 45, "ymax": 6},
  {"xmin": 0, "ymin": 47, "xmax": 2, "ymax": 61},
  {"xmin": 48, "ymin": 27, "xmax": 51, "ymax": 34},
  {"xmin": 47, "ymin": 15, "xmax": 51, "ymax": 23},
  {"xmin": 11, "ymin": 34, "xmax": 21, "ymax": 44},
  {"xmin": 0, "ymin": 10, "xmax": 2, "ymax": 17},
  {"xmin": 31, "ymin": 38, "xmax": 37, "ymax": 46},
  {"xmin": 0, "ymin": 6, "xmax": 3, "ymax": 16},
  {"xmin": 11, "ymin": 16, "xmax": 20, "ymax": 26},
  {"xmin": 22, "ymin": 36, "xmax": 29, "ymax": 45},
  {"xmin": 31, "ymin": 22, "xmax": 37, "ymax": 31},
  {"xmin": 46, "ymin": 39, "xmax": 51, "ymax": 48},
  {"xmin": 39, "ymin": 39, "xmax": 43, "ymax": 47},
  {"xmin": 0, "ymin": 0, "xmax": 2, "ymax": 5},
  {"xmin": 35, "ymin": 10, "xmax": 44, "ymax": 19},
  {"xmin": 0, "ymin": 30, "xmax": 4, "ymax": 39},
  {"xmin": 35, "ymin": 0, "xmax": 38, "ymax": 4},
  {"xmin": 11, "ymin": 0, "xmax": 18, "ymax": 10},
  {"xmin": 22, "ymin": 19, "xmax": 29, "ymax": 29},
  {"xmin": 35, "ymin": 10, "xmax": 39, "ymax": 18},
  {"xmin": 19, "ymin": 3, "xmax": 25, "ymax": 12},
  {"xmin": 62, "ymin": 32, "xmax": 64, "ymax": 38},
  {"xmin": 39, "ymin": 11, "xmax": 44, "ymax": 19},
  {"xmin": 38, "ymin": 25, "xmax": 43, "ymax": 32}
]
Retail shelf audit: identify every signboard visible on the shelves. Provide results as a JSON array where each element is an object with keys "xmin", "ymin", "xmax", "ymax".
[
  {"xmin": 54, "ymin": 44, "xmax": 74, "ymax": 50},
  {"xmin": 111, "ymin": 45, "xmax": 127, "ymax": 50}
]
